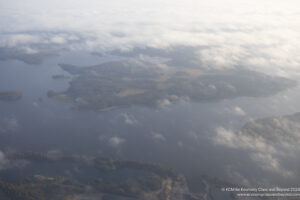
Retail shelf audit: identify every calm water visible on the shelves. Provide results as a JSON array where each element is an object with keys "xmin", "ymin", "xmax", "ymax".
[{"xmin": 1, "ymin": 51, "xmax": 300, "ymax": 188}]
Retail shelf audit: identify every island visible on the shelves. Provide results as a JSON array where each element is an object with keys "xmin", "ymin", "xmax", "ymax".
[
  {"xmin": 0, "ymin": 47, "xmax": 57, "ymax": 65},
  {"xmin": 47, "ymin": 60, "xmax": 296, "ymax": 112},
  {"xmin": 0, "ymin": 91, "xmax": 22, "ymax": 102},
  {"xmin": 52, "ymin": 74, "xmax": 71, "ymax": 80},
  {"xmin": 0, "ymin": 151, "xmax": 241, "ymax": 200}
]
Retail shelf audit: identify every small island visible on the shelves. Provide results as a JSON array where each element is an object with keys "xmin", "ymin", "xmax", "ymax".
[
  {"xmin": 0, "ymin": 91, "xmax": 22, "ymax": 101},
  {"xmin": 52, "ymin": 74, "xmax": 71, "ymax": 80}
]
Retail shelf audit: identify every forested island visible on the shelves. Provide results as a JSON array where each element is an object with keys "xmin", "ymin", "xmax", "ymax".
[{"xmin": 48, "ymin": 61, "xmax": 296, "ymax": 112}]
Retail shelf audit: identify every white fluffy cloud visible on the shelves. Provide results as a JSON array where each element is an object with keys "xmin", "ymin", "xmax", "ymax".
[
  {"xmin": 213, "ymin": 113, "xmax": 300, "ymax": 177},
  {"xmin": 1, "ymin": 0, "xmax": 300, "ymax": 76},
  {"xmin": 109, "ymin": 136, "xmax": 126, "ymax": 148},
  {"xmin": 217, "ymin": 106, "xmax": 246, "ymax": 116},
  {"xmin": 213, "ymin": 127, "xmax": 275, "ymax": 154},
  {"xmin": 156, "ymin": 99, "xmax": 172, "ymax": 108},
  {"xmin": 50, "ymin": 36, "xmax": 66, "ymax": 44},
  {"xmin": 213, "ymin": 126, "xmax": 290, "ymax": 177},
  {"xmin": 151, "ymin": 132, "xmax": 166, "ymax": 142},
  {"xmin": 119, "ymin": 113, "xmax": 138, "ymax": 125},
  {"xmin": 156, "ymin": 95, "xmax": 190, "ymax": 108}
]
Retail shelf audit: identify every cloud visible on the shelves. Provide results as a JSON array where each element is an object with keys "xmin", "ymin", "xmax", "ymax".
[
  {"xmin": 119, "ymin": 113, "xmax": 138, "ymax": 125},
  {"xmin": 0, "ymin": 34, "xmax": 41, "ymax": 47},
  {"xmin": 1, "ymin": 1, "xmax": 300, "ymax": 76},
  {"xmin": 217, "ymin": 106, "xmax": 246, "ymax": 116},
  {"xmin": 156, "ymin": 99, "xmax": 172, "ymax": 108},
  {"xmin": 213, "ymin": 126, "xmax": 290, "ymax": 176},
  {"xmin": 213, "ymin": 113, "xmax": 300, "ymax": 177},
  {"xmin": 151, "ymin": 132, "xmax": 166, "ymax": 142},
  {"xmin": 51, "ymin": 36, "xmax": 66, "ymax": 44},
  {"xmin": 22, "ymin": 46, "xmax": 38, "ymax": 54},
  {"xmin": 213, "ymin": 126, "xmax": 276, "ymax": 154},
  {"xmin": 0, "ymin": 151, "xmax": 29, "ymax": 170},
  {"xmin": 109, "ymin": 136, "xmax": 126, "ymax": 148},
  {"xmin": 0, "ymin": 151, "xmax": 8, "ymax": 170},
  {"xmin": 231, "ymin": 107, "xmax": 246, "ymax": 116},
  {"xmin": 0, "ymin": 116, "xmax": 19, "ymax": 133},
  {"xmin": 225, "ymin": 165, "xmax": 251, "ymax": 186},
  {"xmin": 156, "ymin": 95, "xmax": 190, "ymax": 108},
  {"xmin": 249, "ymin": 153, "xmax": 293, "ymax": 177}
]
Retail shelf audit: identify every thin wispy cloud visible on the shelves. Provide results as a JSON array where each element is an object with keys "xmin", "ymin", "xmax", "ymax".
[{"xmin": 0, "ymin": 116, "xmax": 19, "ymax": 133}]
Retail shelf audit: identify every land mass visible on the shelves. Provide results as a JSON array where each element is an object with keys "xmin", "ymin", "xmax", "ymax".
[
  {"xmin": 0, "ymin": 152, "xmax": 236, "ymax": 200},
  {"xmin": 48, "ymin": 60, "xmax": 296, "ymax": 111},
  {"xmin": 0, "ymin": 91, "xmax": 22, "ymax": 102},
  {"xmin": 52, "ymin": 74, "xmax": 71, "ymax": 80}
]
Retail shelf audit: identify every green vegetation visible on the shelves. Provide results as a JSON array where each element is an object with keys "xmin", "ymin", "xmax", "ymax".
[
  {"xmin": 0, "ymin": 91, "xmax": 22, "ymax": 101},
  {"xmin": 48, "ymin": 61, "xmax": 296, "ymax": 111}
]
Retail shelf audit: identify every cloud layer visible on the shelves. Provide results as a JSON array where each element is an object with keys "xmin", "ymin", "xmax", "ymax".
[
  {"xmin": 213, "ymin": 113, "xmax": 300, "ymax": 180},
  {"xmin": 1, "ymin": 0, "xmax": 300, "ymax": 76}
]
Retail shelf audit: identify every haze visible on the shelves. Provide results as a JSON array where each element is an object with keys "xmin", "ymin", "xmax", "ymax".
[{"xmin": 1, "ymin": 0, "xmax": 300, "ymax": 199}]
